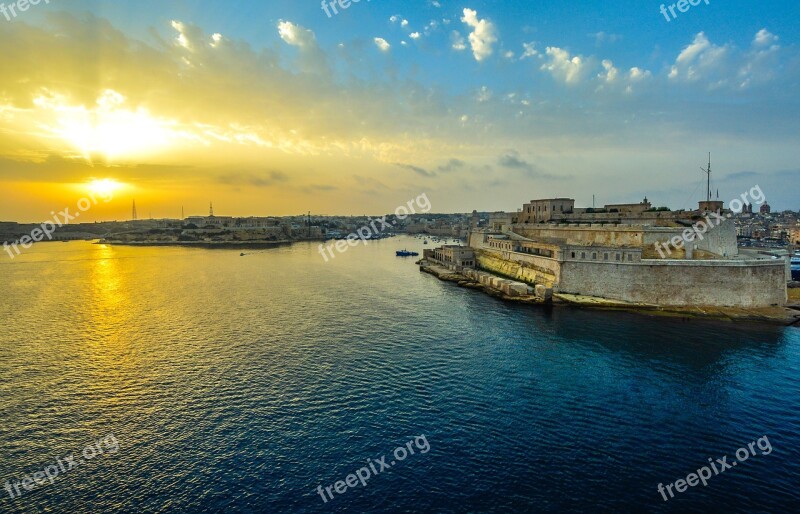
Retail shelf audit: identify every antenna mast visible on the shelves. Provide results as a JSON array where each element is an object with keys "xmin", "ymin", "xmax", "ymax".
[
  {"xmin": 701, "ymin": 153, "xmax": 712, "ymax": 204},
  {"xmin": 132, "ymin": 200, "xmax": 138, "ymax": 221}
]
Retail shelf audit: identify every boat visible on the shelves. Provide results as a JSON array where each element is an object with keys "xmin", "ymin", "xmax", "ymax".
[
  {"xmin": 396, "ymin": 249, "xmax": 419, "ymax": 257},
  {"xmin": 423, "ymin": 239, "xmax": 428, "ymax": 245},
  {"xmin": 791, "ymin": 255, "xmax": 800, "ymax": 281}
]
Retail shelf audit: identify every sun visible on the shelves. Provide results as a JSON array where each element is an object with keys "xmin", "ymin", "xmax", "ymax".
[{"xmin": 87, "ymin": 179, "xmax": 124, "ymax": 197}]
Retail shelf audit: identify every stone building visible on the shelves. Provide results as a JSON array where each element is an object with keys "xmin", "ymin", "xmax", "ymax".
[{"xmin": 466, "ymin": 196, "xmax": 787, "ymax": 308}]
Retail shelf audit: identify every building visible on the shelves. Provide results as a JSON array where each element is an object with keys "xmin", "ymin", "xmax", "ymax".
[
  {"xmin": 465, "ymin": 195, "xmax": 787, "ymax": 308},
  {"xmin": 424, "ymin": 245, "xmax": 475, "ymax": 271},
  {"xmin": 520, "ymin": 198, "xmax": 575, "ymax": 223}
]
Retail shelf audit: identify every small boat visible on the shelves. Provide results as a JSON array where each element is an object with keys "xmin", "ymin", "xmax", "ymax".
[
  {"xmin": 396, "ymin": 249, "xmax": 419, "ymax": 257},
  {"xmin": 423, "ymin": 239, "xmax": 428, "ymax": 245},
  {"xmin": 791, "ymin": 255, "xmax": 800, "ymax": 281}
]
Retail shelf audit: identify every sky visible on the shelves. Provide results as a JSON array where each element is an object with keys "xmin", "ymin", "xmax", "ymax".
[{"xmin": 0, "ymin": 0, "xmax": 798, "ymax": 222}]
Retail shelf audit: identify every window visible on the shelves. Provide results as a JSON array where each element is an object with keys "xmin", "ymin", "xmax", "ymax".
[
  {"xmin": 628, "ymin": 254, "xmax": 633, "ymax": 262},
  {"xmin": 581, "ymin": 252, "xmax": 586, "ymax": 259},
  {"xmin": 571, "ymin": 252, "xmax": 576, "ymax": 258},
  {"xmin": 604, "ymin": 253, "xmax": 609, "ymax": 261},
  {"xmin": 592, "ymin": 252, "xmax": 597, "ymax": 260},
  {"xmin": 615, "ymin": 253, "xmax": 621, "ymax": 261}
]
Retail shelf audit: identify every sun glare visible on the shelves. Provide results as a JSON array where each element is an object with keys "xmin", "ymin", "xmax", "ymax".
[
  {"xmin": 87, "ymin": 179, "xmax": 124, "ymax": 197},
  {"xmin": 37, "ymin": 90, "xmax": 174, "ymax": 159}
]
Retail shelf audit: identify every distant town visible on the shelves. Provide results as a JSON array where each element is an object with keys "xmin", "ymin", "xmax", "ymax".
[
  {"xmin": 1, "ymin": 203, "xmax": 798, "ymax": 248},
  {"xmin": 0, "ymin": 211, "xmax": 472, "ymax": 247}
]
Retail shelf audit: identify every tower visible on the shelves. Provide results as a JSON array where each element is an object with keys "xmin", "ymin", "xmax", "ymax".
[
  {"xmin": 209, "ymin": 202, "xmax": 214, "ymax": 217},
  {"xmin": 132, "ymin": 200, "xmax": 138, "ymax": 221}
]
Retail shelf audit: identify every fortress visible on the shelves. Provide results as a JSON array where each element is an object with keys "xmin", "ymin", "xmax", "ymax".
[{"xmin": 428, "ymin": 196, "xmax": 787, "ymax": 308}]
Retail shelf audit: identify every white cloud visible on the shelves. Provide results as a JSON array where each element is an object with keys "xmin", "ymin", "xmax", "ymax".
[
  {"xmin": 668, "ymin": 32, "xmax": 729, "ymax": 85},
  {"xmin": 666, "ymin": 30, "xmax": 786, "ymax": 91},
  {"xmin": 276, "ymin": 20, "xmax": 326, "ymax": 73},
  {"xmin": 451, "ymin": 31, "xmax": 467, "ymax": 51},
  {"xmin": 374, "ymin": 37, "xmax": 391, "ymax": 52},
  {"xmin": 594, "ymin": 59, "xmax": 651, "ymax": 93},
  {"xmin": 598, "ymin": 59, "xmax": 618, "ymax": 83},
  {"xmin": 754, "ymin": 28, "xmax": 779, "ymax": 47},
  {"xmin": 739, "ymin": 29, "xmax": 781, "ymax": 89},
  {"xmin": 540, "ymin": 47, "xmax": 589, "ymax": 85},
  {"xmin": 520, "ymin": 42, "xmax": 539, "ymax": 60},
  {"xmin": 277, "ymin": 20, "xmax": 316, "ymax": 48},
  {"xmin": 410, "ymin": 32, "xmax": 421, "ymax": 40},
  {"xmin": 460, "ymin": 8, "xmax": 498, "ymax": 62}
]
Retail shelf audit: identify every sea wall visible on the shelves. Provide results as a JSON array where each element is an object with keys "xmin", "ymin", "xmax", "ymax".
[{"xmin": 559, "ymin": 259, "xmax": 787, "ymax": 307}]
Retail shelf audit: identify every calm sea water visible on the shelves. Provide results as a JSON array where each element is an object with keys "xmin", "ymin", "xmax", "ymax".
[{"xmin": 1, "ymin": 238, "xmax": 798, "ymax": 513}]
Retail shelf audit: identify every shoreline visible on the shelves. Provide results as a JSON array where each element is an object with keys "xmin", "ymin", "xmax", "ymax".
[
  {"xmin": 98, "ymin": 240, "xmax": 296, "ymax": 249},
  {"xmin": 418, "ymin": 261, "xmax": 800, "ymax": 326}
]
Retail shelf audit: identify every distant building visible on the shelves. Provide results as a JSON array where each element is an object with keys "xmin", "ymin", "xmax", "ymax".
[
  {"xmin": 520, "ymin": 198, "xmax": 575, "ymax": 223},
  {"xmin": 760, "ymin": 202, "xmax": 772, "ymax": 214}
]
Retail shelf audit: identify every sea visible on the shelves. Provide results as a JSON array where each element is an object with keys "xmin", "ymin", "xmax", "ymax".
[{"xmin": 1, "ymin": 237, "xmax": 798, "ymax": 513}]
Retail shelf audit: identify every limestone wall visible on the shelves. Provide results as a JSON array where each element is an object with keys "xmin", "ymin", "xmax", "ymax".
[
  {"xmin": 513, "ymin": 225, "xmax": 645, "ymax": 247},
  {"xmin": 559, "ymin": 259, "xmax": 787, "ymax": 307},
  {"xmin": 475, "ymin": 249, "xmax": 560, "ymax": 287}
]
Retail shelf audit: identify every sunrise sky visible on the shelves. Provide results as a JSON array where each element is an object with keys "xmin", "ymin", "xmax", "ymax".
[{"xmin": 0, "ymin": 0, "xmax": 798, "ymax": 222}]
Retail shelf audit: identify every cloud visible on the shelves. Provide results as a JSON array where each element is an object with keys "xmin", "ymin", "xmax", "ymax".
[
  {"xmin": 598, "ymin": 59, "xmax": 618, "ymax": 83},
  {"xmin": 394, "ymin": 163, "xmax": 436, "ymax": 177},
  {"xmin": 277, "ymin": 20, "xmax": 327, "ymax": 73},
  {"xmin": 595, "ymin": 60, "xmax": 651, "ymax": 93},
  {"xmin": 754, "ymin": 28, "xmax": 779, "ymax": 47},
  {"xmin": 460, "ymin": 8, "xmax": 497, "ymax": 62},
  {"xmin": 497, "ymin": 151, "xmax": 566, "ymax": 180},
  {"xmin": 451, "ymin": 31, "xmax": 467, "ymax": 51},
  {"xmin": 374, "ymin": 37, "xmax": 391, "ymax": 52},
  {"xmin": 218, "ymin": 171, "xmax": 289, "ymax": 188},
  {"xmin": 436, "ymin": 159, "xmax": 466, "ymax": 173},
  {"xmin": 278, "ymin": 21, "xmax": 315, "ymax": 48},
  {"xmin": 589, "ymin": 32, "xmax": 622, "ymax": 45},
  {"xmin": 668, "ymin": 32, "xmax": 730, "ymax": 86},
  {"xmin": 739, "ymin": 29, "xmax": 781, "ymax": 89},
  {"xmin": 667, "ymin": 30, "xmax": 785, "ymax": 91},
  {"xmin": 520, "ymin": 42, "xmax": 539, "ymax": 60},
  {"xmin": 540, "ymin": 47, "xmax": 591, "ymax": 85}
]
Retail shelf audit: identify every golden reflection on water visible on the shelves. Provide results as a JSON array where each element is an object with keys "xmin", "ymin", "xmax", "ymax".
[{"xmin": 84, "ymin": 243, "xmax": 133, "ymax": 365}]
